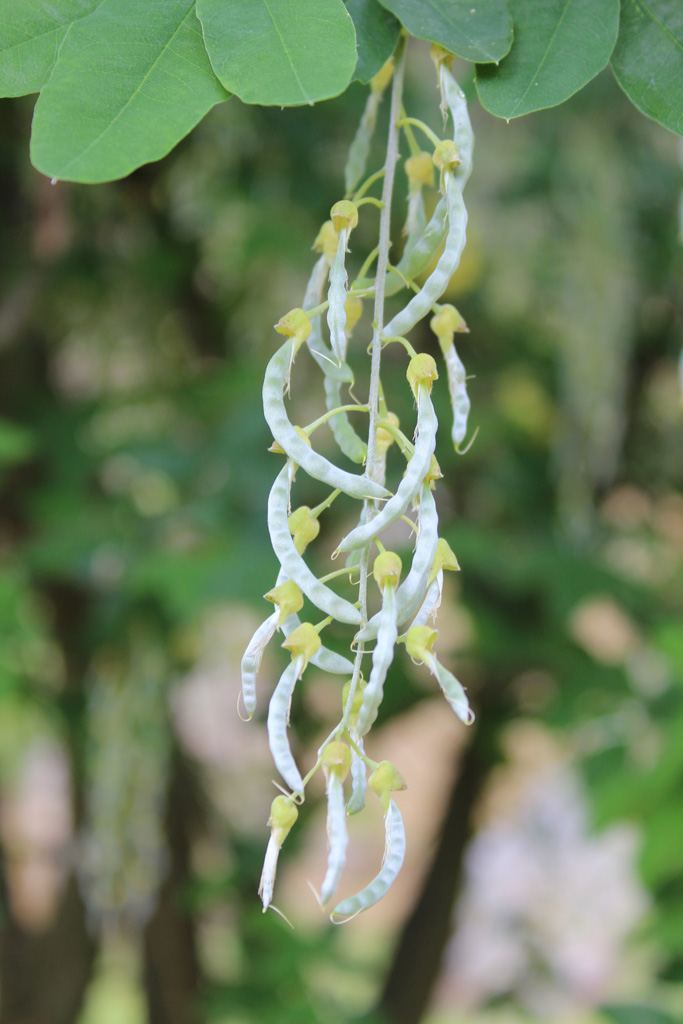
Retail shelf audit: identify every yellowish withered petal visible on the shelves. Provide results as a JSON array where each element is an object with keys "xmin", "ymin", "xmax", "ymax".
[
  {"xmin": 344, "ymin": 295, "xmax": 363, "ymax": 337},
  {"xmin": 288, "ymin": 505, "xmax": 320, "ymax": 554},
  {"xmin": 405, "ymin": 624, "xmax": 438, "ymax": 663},
  {"xmin": 321, "ymin": 740, "xmax": 352, "ymax": 780},
  {"xmin": 432, "ymin": 139, "xmax": 461, "ymax": 173},
  {"xmin": 281, "ymin": 622, "xmax": 321, "ymax": 667},
  {"xmin": 375, "ymin": 412, "xmax": 400, "ymax": 457},
  {"xmin": 428, "ymin": 538, "xmax": 460, "ymax": 585},
  {"xmin": 275, "ymin": 308, "xmax": 313, "ymax": 342},
  {"xmin": 370, "ymin": 57, "xmax": 394, "ymax": 94},
  {"xmin": 373, "ymin": 550, "xmax": 402, "ymax": 591},
  {"xmin": 264, "ymin": 579, "xmax": 304, "ymax": 626},
  {"xmin": 430, "ymin": 303, "xmax": 469, "ymax": 355},
  {"xmin": 405, "ymin": 151, "xmax": 434, "ymax": 191},
  {"xmin": 330, "ymin": 200, "xmax": 359, "ymax": 234},
  {"xmin": 313, "ymin": 220, "xmax": 339, "ymax": 264},
  {"xmin": 430, "ymin": 43, "xmax": 454, "ymax": 68},
  {"xmin": 406, "ymin": 353, "xmax": 439, "ymax": 400},
  {"xmin": 268, "ymin": 794, "xmax": 299, "ymax": 846},
  {"xmin": 425, "ymin": 454, "xmax": 443, "ymax": 487}
]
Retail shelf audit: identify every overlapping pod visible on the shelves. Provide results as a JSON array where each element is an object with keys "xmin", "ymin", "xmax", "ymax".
[{"xmin": 242, "ymin": 45, "xmax": 477, "ymax": 919}]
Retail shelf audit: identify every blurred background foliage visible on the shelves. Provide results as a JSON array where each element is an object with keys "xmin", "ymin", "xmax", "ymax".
[{"xmin": 0, "ymin": 43, "xmax": 681, "ymax": 1024}]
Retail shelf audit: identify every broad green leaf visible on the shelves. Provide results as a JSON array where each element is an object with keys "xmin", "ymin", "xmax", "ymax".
[
  {"xmin": 377, "ymin": 0, "xmax": 513, "ymax": 63},
  {"xmin": 0, "ymin": 0, "xmax": 101, "ymax": 97},
  {"xmin": 345, "ymin": 0, "xmax": 400, "ymax": 82},
  {"xmin": 611, "ymin": 0, "xmax": 683, "ymax": 137},
  {"xmin": 197, "ymin": 0, "xmax": 357, "ymax": 106},
  {"xmin": 476, "ymin": 0, "xmax": 620, "ymax": 119},
  {"xmin": 30, "ymin": 0, "xmax": 229, "ymax": 184},
  {"xmin": 600, "ymin": 1005, "xmax": 680, "ymax": 1024}
]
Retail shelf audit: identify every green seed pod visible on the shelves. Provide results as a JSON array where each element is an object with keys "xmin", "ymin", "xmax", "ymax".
[
  {"xmin": 405, "ymin": 151, "xmax": 434, "ymax": 192},
  {"xmin": 281, "ymin": 622, "xmax": 321, "ymax": 668},
  {"xmin": 321, "ymin": 741, "xmax": 351, "ymax": 780},
  {"xmin": 264, "ymin": 579, "xmax": 304, "ymax": 626},
  {"xmin": 330, "ymin": 200, "xmax": 359, "ymax": 234},
  {"xmin": 373, "ymin": 551, "xmax": 402, "ymax": 591},
  {"xmin": 288, "ymin": 505, "xmax": 320, "ymax": 554},
  {"xmin": 433, "ymin": 140, "xmax": 461, "ymax": 174},
  {"xmin": 268, "ymin": 794, "xmax": 299, "ymax": 846},
  {"xmin": 405, "ymin": 624, "xmax": 438, "ymax": 663},
  {"xmin": 428, "ymin": 538, "xmax": 460, "ymax": 585},
  {"xmin": 430, "ymin": 304, "xmax": 469, "ymax": 356},
  {"xmin": 406, "ymin": 353, "xmax": 439, "ymax": 400}
]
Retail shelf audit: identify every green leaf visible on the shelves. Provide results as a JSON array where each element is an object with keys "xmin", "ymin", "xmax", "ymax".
[
  {"xmin": 377, "ymin": 0, "xmax": 513, "ymax": 63},
  {"xmin": 345, "ymin": 0, "xmax": 400, "ymax": 82},
  {"xmin": 611, "ymin": 0, "xmax": 683, "ymax": 136},
  {"xmin": 600, "ymin": 1005, "xmax": 680, "ymax": 1024},
  {"xmin": 0, "ymin": 0, "xmax": 102, "ymax": 97},
  {"xmin": 30, "ymin": 0, "xmax": 229, "ymax": 184},
  {"xmin": 476, "ymin": 0, "xmax": 620, "ymax": 119},
  {"xmin": 197, "ymin": 0, "xmax": 357, "ymax": 106}
]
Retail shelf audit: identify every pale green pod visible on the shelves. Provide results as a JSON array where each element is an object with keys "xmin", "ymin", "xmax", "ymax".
[
  {"xmin": 268, "ymin": 466, "xmax": 362, "ymax": 625},
  {"xmin": 383, "ymin": 174, "xmax": 467, "ymax": 339},
  {"xmin": 331, "ymin": 799, "xmax": 406, "ymax": 921},
  {"xmin": 320, "ymin": 771, "xmax": 349, "ymax": 905},
  {"xmin": 356, "ymin": 584, "xmax": 398, "ymax": 737},
  {"xmin": 327, "ymin": 226, "xmax": 349, "ymax": 365},
  {"xmin": 240, "ymin": 610, "xmax": 279, "ymax": 718},
  {"xmin": 304, "ymin": 255, "xmax": 354, "ymax": 383},
  {"xmin": 443, "ymin": 343, "xmax": 470, "ymax": 446},
  {"xmin": 441, "ymin": 64, "xmax": 473, "ymax": 190},
  {"xmin": 259, "ymin": 835, "xmax": 280, "ymax": 911},
  {"xmin": 347, "ymin": 736, "xmax": 367, "ymax": 815},
  {"xmin": 267, "ymin": 654, "xmax": 307, "ymax": 795},
  {"xmin": 337, "ymin": 388, "xmax": 437, "ymax": 553},
  {"xmin": 403, "ymin": 189, "xmax": 427, "ymax": 261},
  {"xmin": 423, "ymin": 650, "xmax": 474, "ymax": 725},
  {"xmin": 355, "ymin": 485, "xmax": 438, "ymax": 642},
  {"xmin": 263, "ymin": 340, "xmax": 388, "ymax": 501},
  {"xmin": 385, "ymin": 194, "xmax": 448, "ymax": 298},
  {"xmin": 410, "ymin": 571, "xmax": 442, "ymax": 628},
  {"xmin": 344, "ymin": 88, "xmax": 381, "ymax": 194},
  {"xmin": 323, "ymin": 375, "xmax": 367, "ymax": 464}
]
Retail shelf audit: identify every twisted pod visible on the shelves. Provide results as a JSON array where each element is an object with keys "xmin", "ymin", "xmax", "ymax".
[{"xmin": 241, "ymin": 42, "xmax": 476, "ymax": 919}]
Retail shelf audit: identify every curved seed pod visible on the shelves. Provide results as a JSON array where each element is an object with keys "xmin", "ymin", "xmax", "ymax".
[
  {"xmin": 304, "ymin": 255, "xmax": 354, "ymax": 383},
  {"xmin": 357, "ymin": 583, "xmax": 398, "ymax": 737},
  {"xmin": 443, "ymin": 343, "xmax": 470, "ymax": 446},
  {"xmin": 268, "ymin": 466, "xmax": 362, "ymax": 625},
  {"xmin": 441, "ymin": 64, "xmax": 473, "ymax": 190},
  {"xmin": 327, "ymin": 226, "xmax": 349, "ymax": 365},
  {"xmin": 386, "ymin": 194, "xmax": 448, "ymax": 298},
  {"xmin": 424, "ymin": 651, "xmax": 474, "ymax": 725},
  {"xmin": 347, "ymin": 738, "xmax": 367, "ymax": 815},
  {"xmin": 241, "ymin": 610, "xmax": 279, "ymax": 719},
  {"xmin": 331, "ymin": 799, "xmax": 406, "ymax": 922},
  {"xmin": 320, "ymin": 742, "xmax": 351, "ymax": 905},
  {"xmin": 272, "ymin": 568, "xmax": 354, "ymax": 674},
  {"xmin": 355, "ymin": 484, "xmax": 438, "ymax": 643},
  {"xmin": 410, "ymin": 572, "xmax": 442, "ymax": 628},
  {"xmin": 267, "ymin": 654, "xmax": 306, "ymax": 795},
  {"xmin": 323, "ymin": 375, "xmax": 367, "ymax": 464},
  {"xmin": 337, "ymin": 387, "xmax": 437, "ymax": 553},
  {"xmin": 383, "ymin": 174, "xmax": 467, "ymax": 339},
  {"xmin": 263, "ymin": 340, "xmax": 388, "ymax": 501}
]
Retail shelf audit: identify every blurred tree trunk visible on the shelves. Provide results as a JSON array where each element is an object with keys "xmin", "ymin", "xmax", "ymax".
[
  {"xmin": 142, "ymin": 748, "xmax": 204, "ymax": 1024},
  {"xmin": 379, "ymin": 679, "xmax": 509, "ymax": 1024}
]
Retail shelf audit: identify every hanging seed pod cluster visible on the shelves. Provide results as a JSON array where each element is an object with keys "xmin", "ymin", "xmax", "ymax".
[{"xmin": 242, "ymin": 41, "xmax": 475, "ymax": 923}]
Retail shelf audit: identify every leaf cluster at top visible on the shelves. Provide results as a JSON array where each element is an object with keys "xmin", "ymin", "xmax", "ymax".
[{"xmin": 0, "ymin": 0, "xmax": 680, "ymax": 182}]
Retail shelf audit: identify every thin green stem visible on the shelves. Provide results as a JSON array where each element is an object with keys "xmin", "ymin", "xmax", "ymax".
[
  {"xmin": 397, "ymin": 116, "xmax": 440, "ymax": 148},
  {"xmin": 310, "ymin": 489, "xmax": 341, "ymax": 519},
  {"xmin": 352, "ymin": 168, "xmax": 385, "ymax": 203},
  {"xmin": 304, "ymin": 405, "xmax": 368, "ymax": 436},
  {"xmin": 356, "ymin": 196, "xmax": 384, "ymax": 210}
]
